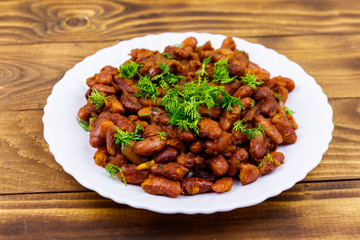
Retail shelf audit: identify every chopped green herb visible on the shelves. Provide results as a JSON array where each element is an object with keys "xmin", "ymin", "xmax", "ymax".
[
  {"xmin": 114, "ymin": 124, "xmax": 144, "ymax": 148},
  {"xmin": 258, "ymin": 153, "xmax": 274, "ymax": 169},
  {"xmin": 212, "ymin": 58, "xmax": 237, "ymax": 84},
  {"xmin": 173, "ymin": 44, "xmax": 183, "ymax": 48},
  {"xmin": 152, "ymin": 62, "xmax": 185, "ymax": 89},
  {"xmin": 105, "ymin": 164, "xmax": 127, "ymax": 186},
  {"xmin": 241, "ymin": 72, "xmax": 263, "ymax": 90},
  {"xmin": 274, "ymin": 93, "xmax": 283, "ymax": 102},
  {"xmin": 285, "ymin": 106, "xmax": 295, "ymax": 115},
  {"xmin": 89, "ymin": 115, "xmax": 98, "ymax": 122},
  {"xmin": 119, "ymin": 60, "xmax": 142, "ymax": 79},
  {"xmin": 233, "ymin": 120, "xmax": 266, "ymax": 140},
  {"xmin": 250, "ymin": 99, "xmax": 255, "ymax": 108},
  {"xmin": 196, "ymin": 56, "xmax": 212, "ymax": 77},
  {"xmin": 156, "ymin": 131, "xmax": 169, "ymax": 140},
  {"xmin": 135, "ymin": 74, "xmax": 159, "ymax": 101},
  {"xmin": 77, "ymin": 117, "xmax": 90, "ymax": 132},
  {"xmin": 159, "ymin": 79, "xmax": 244, "ymax": 134},
  {"xmin": 139, "ymin": 113, "xmax": 151, "ymax": 117},
  {"xmin": 89, "ymin": 88, "xmax": 108, "ymax": 109},
  {"xmin": 160, "ymin": 52, "xmax": 173, "ymax": 60}
]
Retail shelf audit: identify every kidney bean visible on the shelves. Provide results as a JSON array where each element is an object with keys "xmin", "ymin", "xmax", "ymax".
[
  {"xmin": 197, "ymin": 105, "xmax": 222, "ymax": 119},
  {"xmin": 271, "ymin": 113, "xmax": 297, "ymax": 144},
  {"xmin": 95, "ymin": 71, "xmax": 112, "ymax": 85},
  {"xmin": 233, "ymin": 84, "xmax": 253, "ymax": 98},
  {"xmin": 113, "ymin": 75, "xmax": 137, "ymax": 94},
  {"xmin": 209, "ymin": 155, "xmax": 229, "ymax": 176},
  {"xmin": 93, "ymin": 147, "xmax": 108, "ymax": 167},
  {"xmin": 121, "ymin": 142, "xmax": 147, "ymax": 165},
  {"xmin": 143, "ymin": 124, "xmax": 162, "ymax": 138},
  {"xmin": 120, "ymin": 164, "xmax": 149, "ymax": 185},
  {"xmin": 178, "ymin": 129, "xmax": 196, "ymax": 142},
  {"xmin": 137, "ymin": 107, "xmax": 152, "ymax": 120},
  {"xmin": 177, "ymin": 152, "xmax": 196, "ymax": 169},
  {"xmin": 190, "ymin": 169, "xmax": 216, "ymax": 181},
  {"xmin": 77, "ymin": 105, "xmax": 90, "ymax": 121},
  {"xmin": 204, "ymin": 131, "xmax": 235, "ymax": 157},
  {"xmin": 92, "ymin": 84, "xmax": 116, "ymax": 94},
  {"xmin": 272, "ymin": 76, "xmax": 295, "ymax": 92},
  {"xmin": 181, "ymin": 36, "xmax": 198, "ymax": 49},
  {"xmin": 219, "ymin": 105, "xmax": 241, "ymax": 131},
  {"xmin": 153, "ymin": 148, "xmax": 178, "ymax": 163},
  {"xmin": 249, "ymin": 131, "xmax": 267, "ymax": 160},
  {"xmin": 133, "ymin": 136, "xmax": 166, "ymax": 156},
  {"xmin": 258, "ymin": 152, "xmax": 284, "ymax": 175},
  {"xmin": 211, "ymin": 177, "xmax": 234, "ymax": 193},
  {"xmin": 239, "ymin": 163, "xmax": 260, "ymax": 185},
  {"xmin": 106, "ymin": 154, "xmax": 127, "ymax": 168},
  {"xmin": 106, "ymin": 95, "xmax": 125, "ymax": 114},
  {"xmin": 223, "ymin": 79, "xmax": 241, "ymax": 95},
  {"xmin": 141, "ymin": 175, "xmax": 181, "ymax": 198},
  {"xmin": 221, "ymin": 37, "xmax": 236, "ymax": 50},
  {"xmin": 181, "ymin": 178, "xmax": 213, "ymax": 195},
  {"xmin": 120, "ymin": 93, "xmax": 143, "ymax": 112},
  {"xmin": 166, "ymin": 138, "xmax": 187, "ymax": 153},
  {"xmin": 150, "ymin": 163, "xmax": 189, "ymax": 181},
  {"xmin": 189, "ymin": 140, "xmax": 203, "ymax": 154},
  {"xmin": 253, "ymin": 114, "xmax": 283, "ymax": 144},
  {"xmin": 231, "ymin": 129, "xmax": 248, "ymax": 145},
  {"xmin": 106, "ymin": 125, "xmax": 118, "ymax": 156},
  {"xmin": 109, "ymin": 113, "xmax": 135, "ymax": 132},
  {"xmin": 198, "ymin": 118, "xmax": 222, "ymax": 139}
]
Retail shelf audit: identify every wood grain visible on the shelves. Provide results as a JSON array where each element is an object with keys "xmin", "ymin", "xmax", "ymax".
[
  {"xmin": 0, "ymin": 33, "xmax": 359, "ymax": 111},
  {"xmin": 0, "ymin": 97, "xmax": 358, "ymax": 194},
  {"xmin": 0, "ymin": 181, "xmax": 359, "ymax": 239},
  {"xmin": 0, "ymin": 0, "xmax": 360, "ymax": 45}
]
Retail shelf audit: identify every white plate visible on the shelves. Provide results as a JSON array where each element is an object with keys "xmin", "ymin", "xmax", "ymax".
[{"xmin": 43, "ymin": 32, "xmax": 333, "ymax": 214}]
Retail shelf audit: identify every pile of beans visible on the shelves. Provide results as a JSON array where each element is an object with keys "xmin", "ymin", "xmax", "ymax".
[{"xmin": 77, "ymin": 36, "xmax": 297, "ymax": 198}]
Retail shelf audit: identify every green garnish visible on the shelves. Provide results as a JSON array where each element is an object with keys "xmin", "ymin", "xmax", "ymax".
[
  {"xmin": 274, "ymin": 93, "xmax": 283, "ymax": 102},
  {"xmin": 160, "ymin": 52, "xmax": 173, "ymax": 60},
  {"xmin": 159, "ymin": 79, "xmax": 244, "ymax": 134},
  {"xmin": 76, "ymin": 117, "xmax": 90, "ymax": 132},
  {"xmin": 135, "ymin": 74, "xmax": 159, "ymax": 101},
  {"xmin": 152, "ymin": 62, "xmax": 185, "ymax": 90},
  {"xmin": 285, "ymin": 106, "xmax": 295, "ymax": 115},
  {"xmin": 119, "ymin": 60, "xmax": 142, "ymax": 79},
  {"xmin": 156, "ymin": 131, "xmax": 168, "ymax": 140},
  {"xmin": 105, "ymin": 164, "xmax": 127, "ymax": 186},
  {"xmin": 139, "ymin": 113, "xmax": 151, "ymax": 117},
  {"xmin": 233, "ymin": 120, "xmax": 266, "ymax": 140},
  {"xmin": 114, "ymin": 124, "xmax": 144, "ymax": 148},
  {"xmin": 258, "ymin": 153, "xmax": 273, "ymax": 168},
  {"xmin": 212, "ymin": 58, "xmax": 237, "ymax": 84},
  {"xmin": 89, "ymin": 88, "xmax": 108, "ymax": 109},
  {"xmin": 250, "ymin": 99, "xmax": 255, "ymax": 108},
  {"xmin": 196, "ymin": 57, "xmax": 212, "ymax": 77},
  {"xmin": 241, "ymin": 72, "xmax": 263, "ymax": 90},
  {"xmin": 173, "ymin": 44, "xmax": 183, "ymax": 48},
  {"xmin": 89, "ymin": 115, "xmax": 98, "ymax": 122}
]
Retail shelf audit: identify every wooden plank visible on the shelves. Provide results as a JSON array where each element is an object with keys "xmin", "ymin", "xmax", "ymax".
[
  {"xmin": 0, "ymin": 0, "xmax": 360, "ymax": 45},
  {"xmin": 0, "ymin": 97, "xmax": 358, "ymax": 194},
  {"xmin": 0, "ymin": 181, "xmax": 359, "ymax": 239},
  {"xmin": 0, "ymin": 33, "xmax": 359, "ymax": 111}
]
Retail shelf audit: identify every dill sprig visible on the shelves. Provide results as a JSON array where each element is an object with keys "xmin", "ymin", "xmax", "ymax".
[
  {"xmin": 156, "ymin": 131, "xmax": 168, "ymax": 140},
  {"xmin": 241, "ymin": 72, "xmax": 263, "ymax": 90},
  {"xmin": 152, "ymin": 62, "xmax": 185, "ymax": 90},
  {"xmin": 233, "ymin": 120, "xmax": 266, "ymax": 140},
  {"xmin": 160, "ymin": 52, "xmax": 173, "ymax": 60},
  {"xmin": 105, "ymin": 164, "xmax": 127, "ymax": 186},
  {"xmin": 212, "ymin": 58, "xmax": 237, "ymax": 84},
  {"xmin": 159, "ymin": 79, "xmax": 244, "ymax": 134},
  {"xmin": 196, "ymin": 56, "xmax": 212, "ymax": 77},
  {"xmin": 88, "ymin": 88, "xmax": 108, "ymax": 109},
  {"xmin": 285, "ymin": 106, "xmax": 295, "ymax": 115},
  {"xmin": 119, "ymin": 60, "xmax": 142, "ymax": 79},
  {"xmin": 258, "ymin": 153, "xmax": 274, "ymax": 168},
  {"xmin": 135, "ymin": 74, "xmax": 159, "ymax": 101},
  {"xmin": 76, "ymin": 117, "xmax": 90, "ymax": 132},
  {"xmin": 114, "ymin": 124, "xmax": 144, "ymax": 148}
]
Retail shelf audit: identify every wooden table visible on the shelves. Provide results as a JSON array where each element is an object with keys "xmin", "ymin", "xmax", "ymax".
[{"xmin": 1, "ymin": 0, "xmax": 359, "ymax": 239}]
